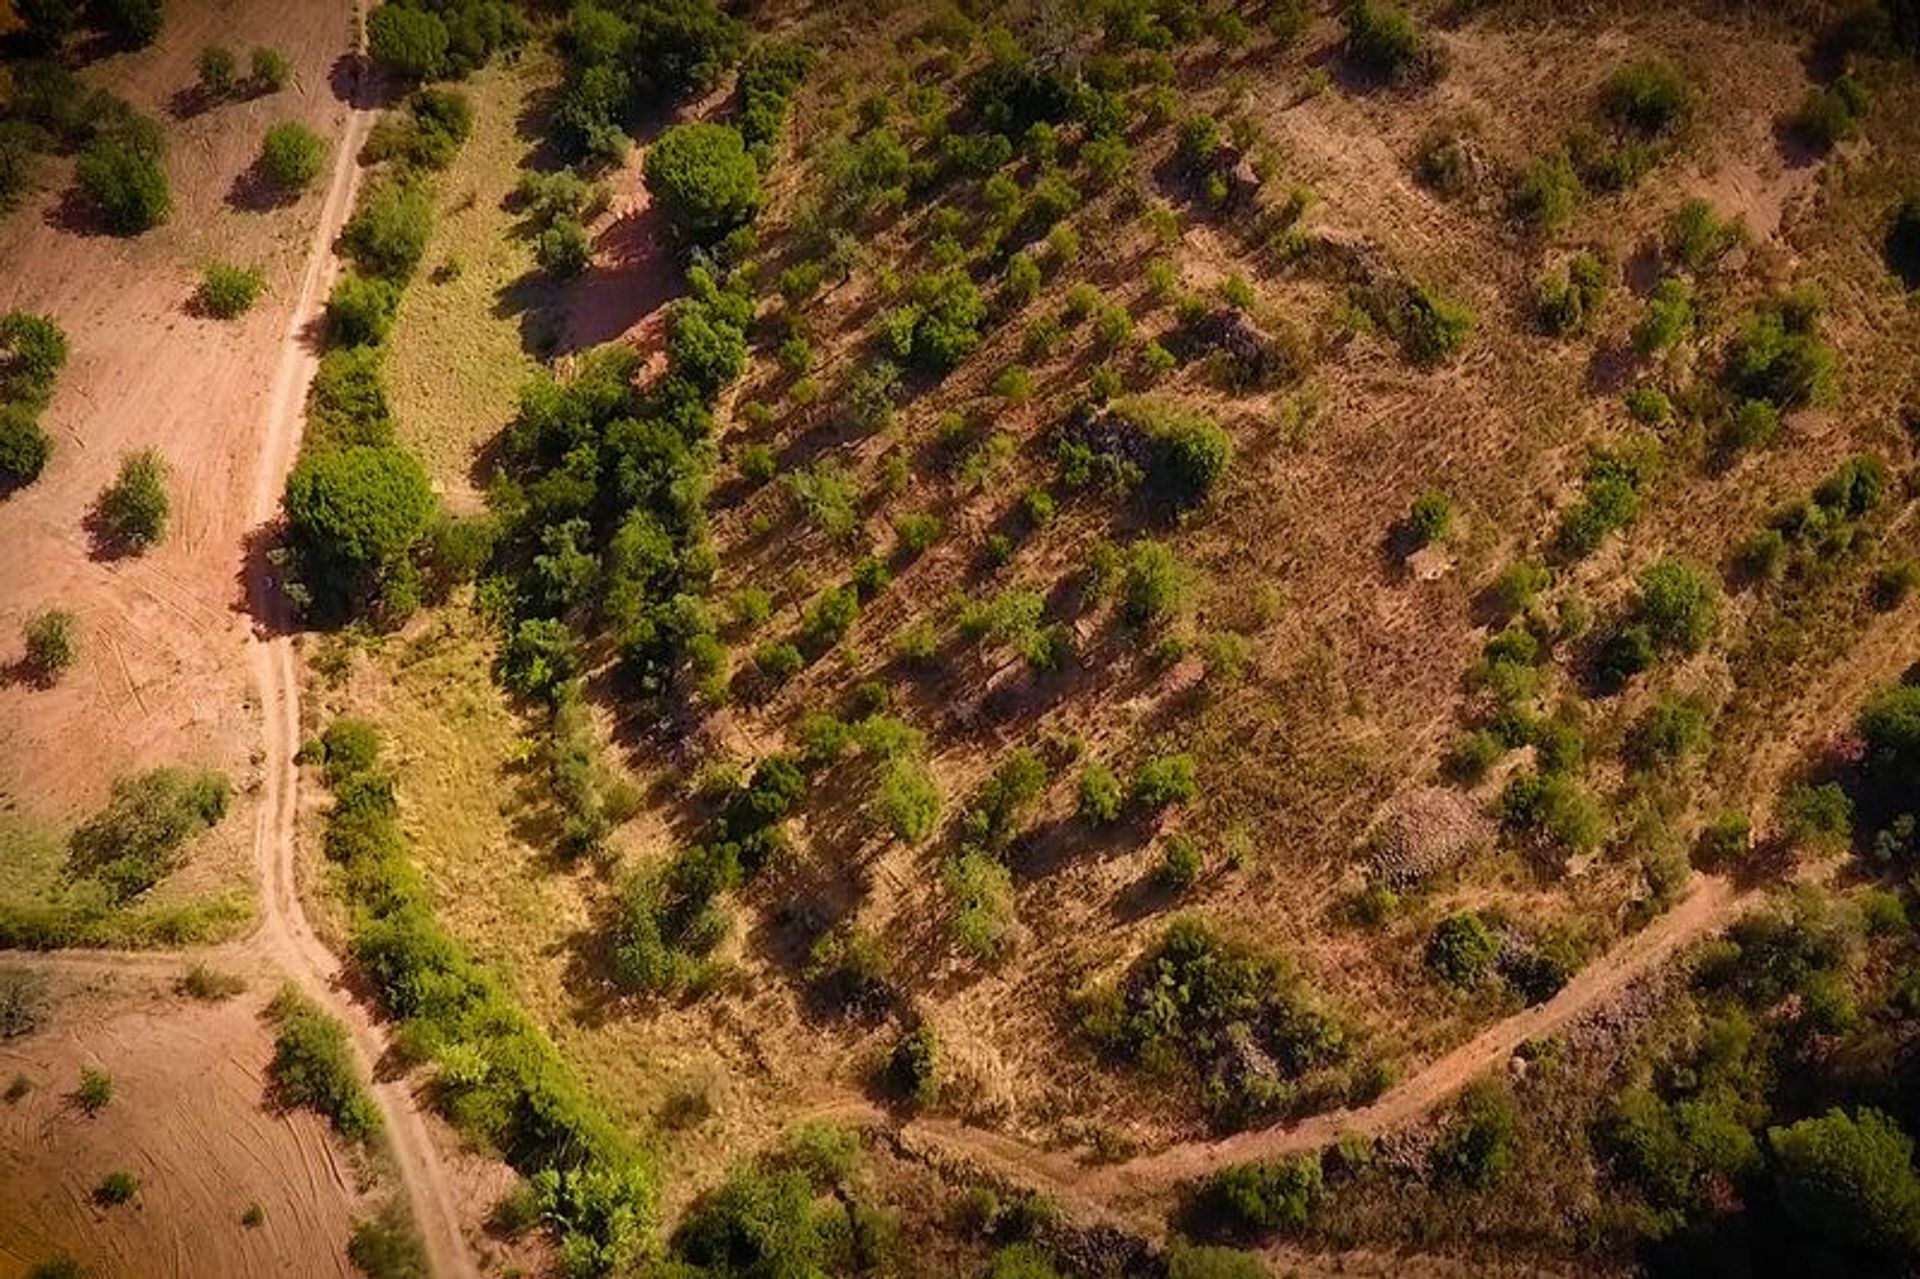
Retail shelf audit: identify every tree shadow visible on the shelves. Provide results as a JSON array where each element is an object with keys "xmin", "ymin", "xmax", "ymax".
[
  {"xmin": 226, "ymin": 162, "xmax": 297, "ymax": 214},
  {"xmin": 234, "ymin": 520, "xmax": 302, "ymax": 640},
  {"xmin": 42, "ymin": 185, "xmax": 108, "ymax": 238}
]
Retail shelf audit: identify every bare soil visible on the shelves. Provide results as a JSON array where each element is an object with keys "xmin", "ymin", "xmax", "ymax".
[{"xmin": 0, "ymin": 967, "xmax": 364, "ymax": 1279}]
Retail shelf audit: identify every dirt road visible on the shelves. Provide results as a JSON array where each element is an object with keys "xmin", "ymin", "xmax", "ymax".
[{"xmin": 234, "ymin": 59, "xmax": 480, "ymax": 1279}]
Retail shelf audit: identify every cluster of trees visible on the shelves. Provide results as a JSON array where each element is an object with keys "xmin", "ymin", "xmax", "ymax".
[
  {"xmin": 1742, "ymin": 453, "xmax": 1891, "ymax": 588},
  {"xmin": 611, "ymin": 753, "xmax": 806, "ymax": 995},
  {"xmin": 284, "ymin": 83, "xmax": 489, "ymax": 625},
  {"xmin": 0, "ymin": 311, "xmax": 68, "ymax": 492},
  {"xmin": 0, "ymin": 63, "xmax": 153, "ymax": 216},
  {"xmin": 308, "ymin": 718, "xmax": 656, "ymax": 1274},
  {"xmin": 552, "ymin": 0, "xmax": 742, "ymax": 162},
  {"xmin": 1081, "ymin": 916, "xmax": 1351, "ymax": 1128},
  {"xmin": 15, "ymin": 0, "xmax": 164, "ymax": 53},
  {"xmin": 367, "ymin": 0, "xmax": 527, "ymax": 82}
]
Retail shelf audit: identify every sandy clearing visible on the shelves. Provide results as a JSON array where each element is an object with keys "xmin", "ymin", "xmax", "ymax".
[
  {"xmin": 0, "ymin": 972, "xmax": 363, "ymax": 1279},
  {"xmin": 0, "ymin": 0, "xmax": 355, "ymax": 826}
]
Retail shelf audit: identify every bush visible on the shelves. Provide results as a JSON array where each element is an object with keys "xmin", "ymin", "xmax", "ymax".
[
  {"xmin": 885, "ymin": 1023, "xmax": 939, "ymax": 1105},
  {"xmin": 283, "ymin": 445, "xmax": 435, "ymax": 619},
  {"xmin": 308, "ymin": 346, "xmax": 394, "ymax": 448},
  {"xmin": 1780, "ymin": 781, "xmax": 1853, "ymax": 853},
  {"xmin": 877, "ymin": 756, "xmax": 939, "ymax": 844},
  {"xmin": 1155, "ymin": 834, "xmax": 1203, "ymax": 892},
  {"xmin": 342, "ymin": 181, "xmax": 433, "ymax": 281},
  {"xmin": 1109, "ymin": 397, "xmax": 1233, "ymax": 513},
  {"xmin": 68, "ymin": 766, "xmax": 230, "ymax": 900},
  {"xmin": 1634, "ymin": 276, "xmax": 1694, "ymax": 354},
  {"xmin": 1132, "ymin": 752, "xmax": 1197, "ymax": 812},
  {"xmin": 93, "ymin": 1170, "xmax": 138, "ymax": 1206},
  {"xmin": 1727, "ymin": 292, "xmax": 1836, "ymax": 408},
  {"xmin": 99, "ymin": 0, "xmax": 162, "ymax": 47},
  {"xmin": 75, "ymin": 136, "xmax": 170, "ymax": 234},
  {"xmin": 1635, "ymin": 557, "xmax": 1719, "ymax": 654},
  {"xmin": 1695, "ymin": 811, "xmax": 1751, "ymax": 869},
  {"xmin": 260, "ymin": 121, "xmax": 326, "ymax": 192},
  {"xmin": 266, "ymin": 986, "xmax": 380, "ymax": 1142},
  {"xmin": 1499, "ymin": 770, "xmax": 1604, "ymax": 854},
  {"xmin": 349, "ymin": 1200, "xmax": 430, "ymax": 1279},
  {"xmin": 1627, "ymin": 696, "xmax": 1709, "ymax": 771},
  {"xmin": 0, "ymin": 406, "xmax": 52, "ymax": 491},
  {"xmin": 1790, "ymin": 75, "xmax": 1870, "ymax": 152},
  {"xmin": 1199, "ymin": 1153, "xmax": 1324, "ymax": 1234},
  {"xmin": 252, "ymin": 47, "xmax": 293, "ymax": 92},
  {"xmin": 1120, "ymin": 539, "xmax": 1190, "ymax": 629},
  {"xmin": 1406, "ymin": 491, "xmax": 1452, "ymax": 546},
  {"xmin": 198, "ymin": 262, "xmax": 265, "ymax": 319},
  {"xmin": 74, "ymin": 1066, "xmax": 112, "ymax": 1113},
  {"xmin": 1432, "ymin": 1082, "xmax": 1517, "ymax": 1188},
  {"xmin": 1344, "ymin": 1, "xmax": 1423, "ymax": 80},
  {"xmin": 644, "ymin": 122, "xmax": 763, "ymax": 245},
  {"xmin": 0, "ymin": 311, "xmax": 69, "ymax": 403},
  {"xmin": 198, "ymin": 45, "xmax": 237, "ymax": 96},
  {"xmin": 1425, "ymin": 912, "xmax": 1499, "ymax": 986},
  {"xmin": 1602, "ymin": 58, "xmax": 1692, "ymax": 137},
  {"xmin": 368, "ymin": 4, "xmax": 449, "ymax": 80},
  {"xmin": 537, "ymin": 216, "xmax": 592, "ymax": 277},
  {"xmin": 945, "ymin": 850, "xmax": 1014, "ymax": 961},
  {"xmin": 1512, "ymin": 149, "xmax": 1583, "ymax": 232},
  {"xmin": 326, "ymin": 274, "xmax": 401, "ymax": 346},
  {"xmin": 22, "ymin": 609, "xmax": 76, "ymax": 682},
  {"xmin": 1395, "ymin": 283, "xmax": 1474, "ymax": 366},
  {"xmin": 1166, "ymin": 1243, "xmax": 1270, "ymax": 1279},
  {"xmin": 1535, "ymin": 251, "xmax": 1608, "ymax": 335},
  {"xmin": 96, "ymin": 449, "xmax": 170, "ymax": 551},
  {"xmin": 1664, "ymin": 198, "xmax": 1744, "ymax": 273}
]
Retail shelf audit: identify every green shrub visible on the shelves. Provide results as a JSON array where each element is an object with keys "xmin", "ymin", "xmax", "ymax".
[
  {"xmin": 885, "ymin": 1023, "xmax": 939, "ymax": 1105},
  {"xmin": 1120, "ymin": 539, "xmax": 1191, "ymax": 629},
  {"xmin": 1780, "ymin": 781, "xmax": 1853, "ymax": 853},
  {"xmin": 326, "ymin": 273, "xmax": 401, "ymax": 346},
  {"xmin": 1511, "ymin": 149, "xmax": 1583, "ymax": 232},
  {"xmin": 1635, "ymin": 557, "xmax": 1719, "ymax": 654},
  {"xmin": 75, "ymin": 1067, "xmax": 112, "ymax": 1114},
  {"xmin": 1769, "ymin": 1107, "xmax": 1920, "ymax": 1263},
  {"xmin": 1498, "ymin": 770, "xmax": 1604, "ymax": 854},
  {"xmin": 1634, "ymin": 276, "xmax": 1695, "ymax": 354},
  {"xmin": 368, "ymin": 4, "xmax": 449, "ymax": 80},
  {"xmin": 198, "ymin": 262, "xmax": 266, "ymax": 318},
  {"xmin": 1394, "ymin": 283, "xmax": 1474, "ymax": 366},
  {"xmin": 1166, "ymin": 1242, "xmax": 1271, "ymax": 1279},
  {"xmin": 67, "ymin": 766, "xmax": 230, "ymax": 900},
  {"xmin": 1199, "ymin": 1153, "xmax": 1323, "ymax": 1234},
  {"xmin": 876, "ymin": 756, "xmax": 940, "ymax": 843},
  {"xmin": 1155, "ymin": 834, "xmax": 1203, "ymax": 892},
  {"xmin": 1603, "ymin": 58, "xmax": 1692, "ymax": 137},
  {"xmin": 1695, "ymin": 811, "xmax": 1752, "ymax": 869},
  {"xmin": 92, "ymin": 1170, "xmax": 139, "ymax": 1206},
  {"xmin": 260, "ymin": 121, "xmax": 325, "ymax": 192},
  {"xmin": 1425, "ymin": 912, "xmax": 1499, "ymax": 986},
  {"xmin": 252, "ymin": 47, "xmax": 293, "ymax": 92},
  {"xmin": 1087, "ymin": 917, "xmax": 1344, "ymax": 1125},
  {"xmin": 95, "ymin": 450, "xmax": 170, "ymax": 552},
  {"xmin": 1132, "ymin": 753, "xmax": 1197, "ymax": 811},
  {"xmin": 1406, "ymin": 491, "xmax": 1453, "ymax": 546},
  {"xmin": 946, "ymin": 850, "xmax": 1014, "ymax": 961},
  {"xmin": 1627, "ymin": 696, "xmax": 1709, "ymax": 771},
  {"xmin": 1344, "ymin": 1, "xmax": 1423, "ymax": 80},
  {"xmin": 1727, "ymin": 291, "xmax": 1837, "ymax": 408},
  {"xmin": 308, "ymin": 346, "xmax": 394, "ymax": 448},
  {"xmin": 1432, "ymin": 1082, "xmax": 1517, "ymax": 1188},
  {"xmin": 75, "ymin": 135, "xmax": 170, "ymax": 234},
  {"xmin": 644, "ymin": 122, "xmax": 763, "ymax": 244},
  {"xmin": 1535, "ymin": 251, "xmax": 1608, "ymax": 335},
  {"xmin": 266, "ymin": 975, "xmax": 382, "ymax": 1136},
  {"xmin": 22, "ymin": 609, "xmax": 76, "ymax": 682},
  {"xmin": 198, "ymin": 45, "xmax": 237, "ymax": 96},
  {"xmin": 342, "ymin": 181, "xmax": 433, "ymax": 281},
  {"xmin": 1791, "ymin": 75, "xmax": 1870, "ymax": 152},
  {"xmin": 1, "ymin": 405, "xmax": 54, "ymax": 489},
  {"xmin": 1665, "ymin": 198, "xmax": 1744, "ymax": 272},
  {"xmin": 0, "ymin": 311, "xmax": 70, "ymax": 403},
  {"xmin": 537, "ymin": 216, "xmax": 592, "ymax": 277},
  {"xmin": 348, "ymin": 1199, "xmax": 430, "ymax": 1279}
]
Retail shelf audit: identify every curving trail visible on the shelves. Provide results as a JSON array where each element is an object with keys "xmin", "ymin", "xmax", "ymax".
[{"xmin": 234, "ymin": 61, "xmax": 479, "ymax": 1279}]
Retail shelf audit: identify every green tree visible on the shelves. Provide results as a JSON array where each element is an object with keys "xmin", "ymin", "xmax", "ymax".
[
  {"xmin": 75, "ymin": 137, "xmax": 171, "ymax": 234},
  {"xmin": 367, "ymin": 5, "xmax": 449, "ymax": 80},
  {"xmin": 260, "ymin": 121, "xmax": 326, "ymax": 193},
  {"xmin": 1770, "ymin": 1107, "xmax": 1920, "ymax": 1265},
  {"xmin": 1636, "ymin": 557, "xmax": 1719, "ymax": 654},
  {"xmin": 342, "ymin": 181, "xmax": 433, "ymax": 281},
  {"xmin": 96, "ymin": 449, "xmax": 170, "ymax": 551},
  {"xmin": 0, "ymin": 406, "xmax": 51, "ymax": 491},
  {"xmin": 283, "ymin": 445, "xmax": 434, "ymax": 618},
  {"xmin": 643, "ymin": 122, "xmax": 763, "ymax": 244},
  {"xmin": 251, "ymin": 47, "xmax": 293, "ymax": 92},
  {"xmin": 99, "ymin": 0, "xmax": 163, "ymax": 48},
  {"xmin": 0, "ymin": 311, "xmax": 70, "ymax": 403},
  {"xmin": 1425, "ymin": 912, "xmax": 1499, "ymax": 986}
]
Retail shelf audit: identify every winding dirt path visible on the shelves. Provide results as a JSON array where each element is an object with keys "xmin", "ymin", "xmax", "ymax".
[
  {"xmin": 233, "ymin": 61, "xmax": 479, "ymax": 1279},
  {"xmin": 3, "ymin": 50, "xmax": 479, "ymax": 1279}
]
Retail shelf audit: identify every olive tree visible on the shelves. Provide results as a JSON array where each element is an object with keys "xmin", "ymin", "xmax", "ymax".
[
  {"xmin": 96, "ymin": 450, "xmax": 171, "ymax": 551},
  {"xmin": 643, "ymin": 122, "xmax": 763, "ymax": 244}
]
